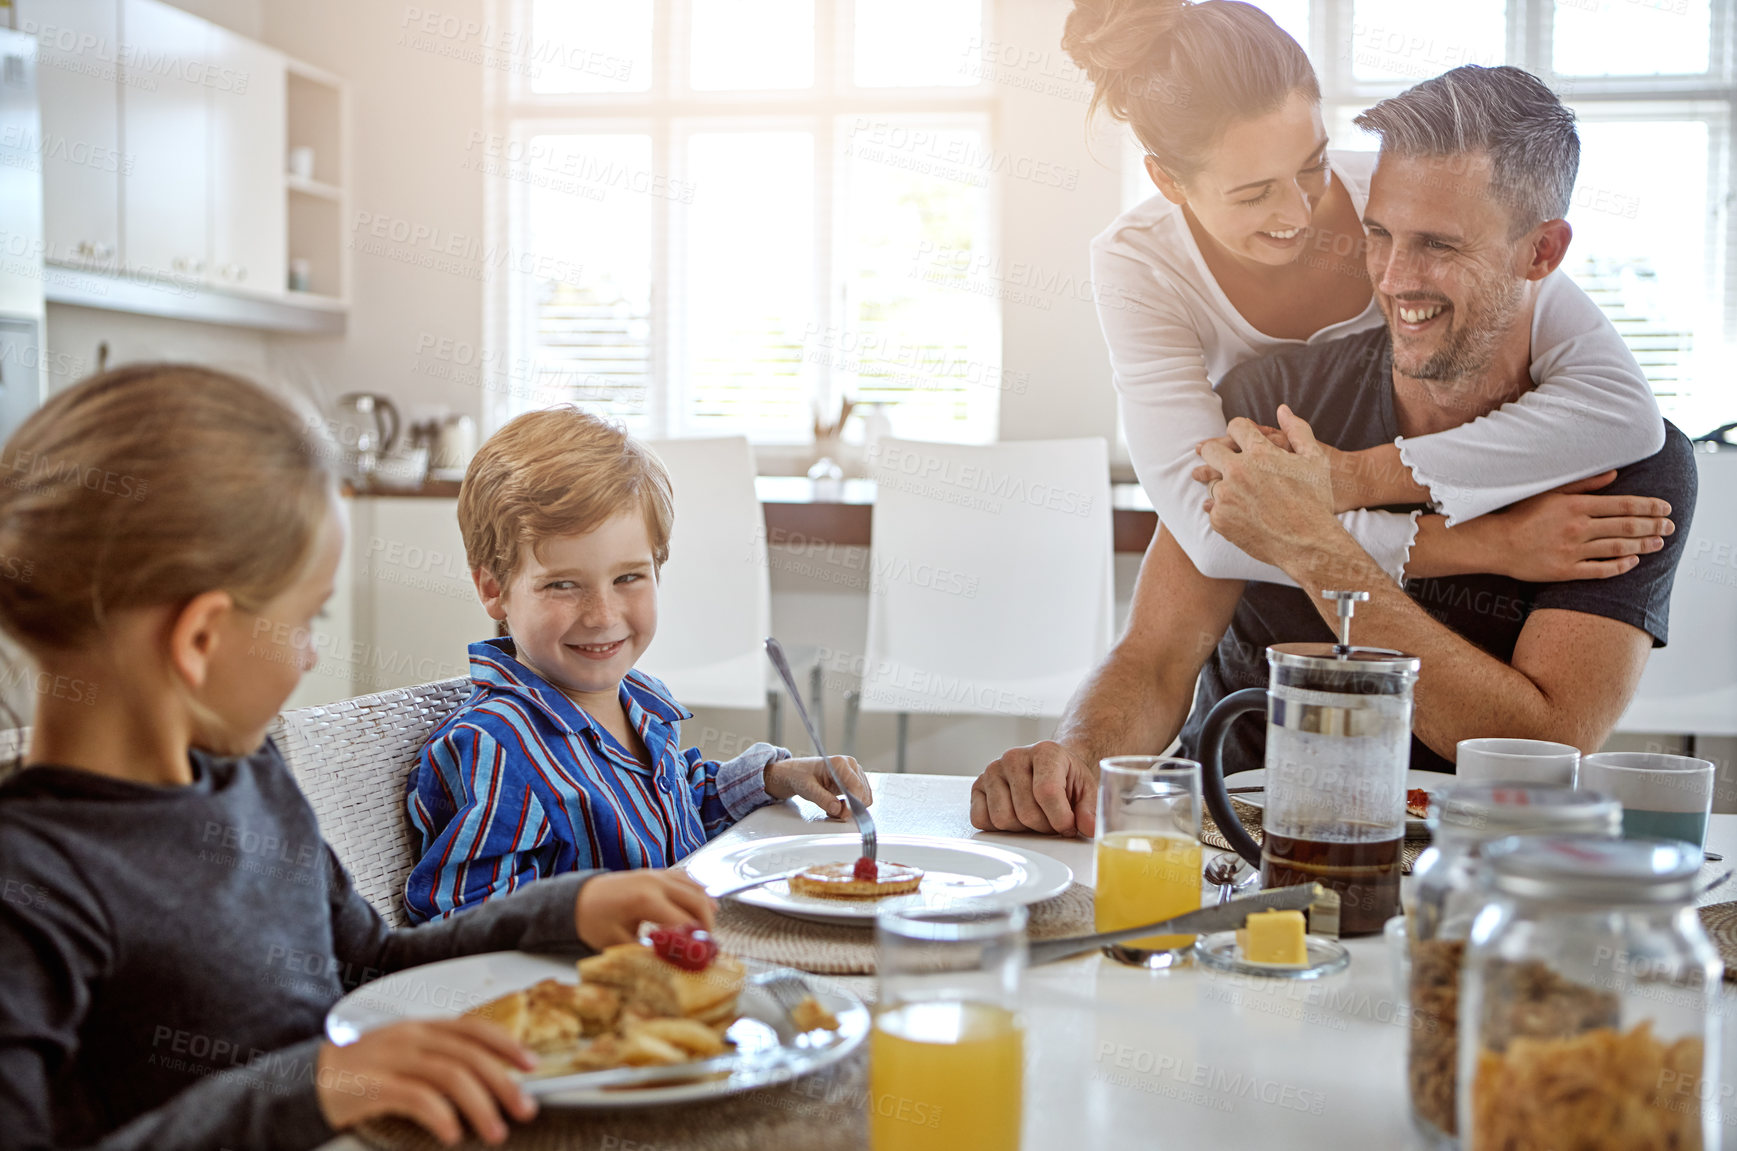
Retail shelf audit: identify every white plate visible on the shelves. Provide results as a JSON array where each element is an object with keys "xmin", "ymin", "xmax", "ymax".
[
  {"xmin": 324, "ymin": 951, "xmax": 868, "ymax": 1109},
  {"xmin": 1224, "ymin": 768, "xmax": 1448, "ymax": 836},
  {"xmin": 685, "ymin": 833, "xmax": 1074, "ymax": 925}
]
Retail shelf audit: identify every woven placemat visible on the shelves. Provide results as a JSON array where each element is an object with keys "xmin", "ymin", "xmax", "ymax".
[
  {"xmin": 711, "ymin": 881, "xmax": 1097, "ymax": 975},
  {"xmin": 356, "ymin": 1048, "xmax": 871, "ymax": 1151},
  {"xmin": 1201, "ymin": 798, "xmax": 1429, "ymax": 875},
  {"xmin": 1698, "ymin": 902, "xmax": 1737, "ymax": 982}
]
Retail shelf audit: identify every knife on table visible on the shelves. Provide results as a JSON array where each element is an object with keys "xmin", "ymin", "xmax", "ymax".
[
  {"xmin": 1027, "ymin": 883, "xmax": 1341, "ymax": 967},
  {"xmin": 522, "ymin": 1050, "xmax": 784, "ymax": 1097}
]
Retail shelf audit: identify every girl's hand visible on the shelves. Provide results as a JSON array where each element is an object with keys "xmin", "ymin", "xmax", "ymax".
[
  {"xmin": 315, "ymin": 1019, "xmax": 537, "ymax": 1146},
  {"xmin": 765, "ymin": 755, "xmax": 873, "ymax": 820},
  {"xmin": 574, "ymin": 870, "xmax": 715, "ymax": 949},
  {"xmin": 1484, "ymin": 471, "xmax": 1673, "ymax": 581}
]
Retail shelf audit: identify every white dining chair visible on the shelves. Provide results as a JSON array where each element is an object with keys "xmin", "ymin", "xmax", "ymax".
[
  {"xmin": 1617, "ymin": 448, "xmax": 1737, "ymax": 738},
  {"xmin": 642, "ymin": 436, "xmax": 819, "ymax": 742},
  {"xmin": 269, "ymin": 676, "xmax": 472, "ymax": 927},
  {"xmin": 847, "ymin": 436, "xmax": 1116, "ymax": 771}
]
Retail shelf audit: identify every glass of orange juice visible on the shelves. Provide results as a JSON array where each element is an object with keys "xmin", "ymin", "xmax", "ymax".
[
  {"xmin": 871, "ymin": 904, "xmax": 1026, "ymax": 1151},
  {"xmin": 1095, "ymin": 756, "xmax": 1204, "ymax": 969}
]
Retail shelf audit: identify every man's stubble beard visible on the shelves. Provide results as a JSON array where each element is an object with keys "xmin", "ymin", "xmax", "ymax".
[{"xmin": 1391, "ymin": 269, "xmax": 1530, "ymax": 413}]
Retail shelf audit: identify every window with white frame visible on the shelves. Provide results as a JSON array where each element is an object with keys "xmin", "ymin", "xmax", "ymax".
[
  {"xmin": 489, "ymin": 0, "xmax": 1001, "ymax": 446},
  {"xmin": 1122, "ymin": 0, "xmax": 1734, "ymax": 437}
]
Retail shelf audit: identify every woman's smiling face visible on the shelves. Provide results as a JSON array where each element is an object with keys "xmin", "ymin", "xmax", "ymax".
[
  {"xmin": 475, "ymin": 511, "xmax": 660, "ymax": 707},
  {"xmin": 1150, "ymin": 90, "xmax": 1333, "ymax": 268}
]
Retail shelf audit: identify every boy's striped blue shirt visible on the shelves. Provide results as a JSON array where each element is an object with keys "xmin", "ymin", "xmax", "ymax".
[{"xmin": 403, "ymin": 638, "xmax": 787, "ymax": 924}]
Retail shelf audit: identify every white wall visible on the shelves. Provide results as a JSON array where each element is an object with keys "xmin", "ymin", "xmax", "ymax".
[
  {"xmin": 42, "ymin": 303, "xmax": 272, "ymax": 392},
  {"xmin": 992, "ymin": 0, "xmax": 1125, "ymax": 453}
]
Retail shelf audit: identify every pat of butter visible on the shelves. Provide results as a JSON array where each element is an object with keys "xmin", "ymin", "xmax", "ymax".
[{"xmin": 1240, "ymin": 909, "xmax": 1308, "ymax": 966}]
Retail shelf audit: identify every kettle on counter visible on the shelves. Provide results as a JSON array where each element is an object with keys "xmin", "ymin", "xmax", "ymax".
[{"xmin": 333, "ymin": 392, "xmax": 401, "ymax": 479}]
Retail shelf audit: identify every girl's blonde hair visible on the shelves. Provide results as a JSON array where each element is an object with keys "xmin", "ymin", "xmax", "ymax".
[{"xmin": 0, "ymin": 363, "xmax": 339, "ymax": 654}]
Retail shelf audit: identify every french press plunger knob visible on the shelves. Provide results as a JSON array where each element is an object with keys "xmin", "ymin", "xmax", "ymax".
[{"xmin": 1321, "ymin": 589, "xmax": 1370, "ymax": 651}]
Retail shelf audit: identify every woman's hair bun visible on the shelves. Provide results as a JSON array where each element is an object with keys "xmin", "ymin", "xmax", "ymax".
[
  {"xmin": 1061, "ymin": 0, "xmax": 1188, "ymax": 90},
  {"xmin": 1059, "ymin": 0, "xmax": 1318, "ymax": 179}
]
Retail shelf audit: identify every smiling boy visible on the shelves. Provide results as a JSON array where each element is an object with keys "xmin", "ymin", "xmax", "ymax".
[{"xmin": 404, "ymin": 409, "xmax": 870, "ymax": 924}]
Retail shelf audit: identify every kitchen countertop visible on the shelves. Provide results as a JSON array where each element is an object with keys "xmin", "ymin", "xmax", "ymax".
[{"xmin": 344, "ymin": 476, "xmax": 1162, "ymax": 554}]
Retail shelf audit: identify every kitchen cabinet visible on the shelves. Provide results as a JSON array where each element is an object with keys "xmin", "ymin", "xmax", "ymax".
[
  {"xmin": 206, "ymin": 22, "xmax": 284, "ymax": 295},
  {"xmin": 20, "ymin": 0, "xmax": 342, "ymax": 331},
  {"xmin": 119, "ymin": 0, "xmax": 208, "ymax": 281},
  {"xmin": 16, "ymin": 0, "xmax": 121, "ymax": 272}
]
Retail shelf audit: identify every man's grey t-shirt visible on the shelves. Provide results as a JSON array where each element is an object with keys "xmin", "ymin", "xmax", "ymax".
[{"xmin": 1176, "ymin": 326, "xmax": 1697, "ymax": 776}]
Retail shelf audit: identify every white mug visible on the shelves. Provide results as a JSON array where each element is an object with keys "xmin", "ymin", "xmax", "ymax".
[
  {"xmin": 1454, "ymin": 738, "xmax": 1579, "ymax": 786},
  {"xmin": 288, "ymin": 145, "xmax": 316, "ymax": 180},
  {"xmin": 1579, "ymin": 752, "xmax": 1715, "ymax": 850}
]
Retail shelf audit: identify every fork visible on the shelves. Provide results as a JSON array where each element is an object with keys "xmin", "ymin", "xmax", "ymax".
[
  {"xmin": 756, "ymin": 970, "xmax": 828, "ymax": 1034},
  {"xmin": 764, "ymin": 637, "xmax": 876, "ymax": 866}
]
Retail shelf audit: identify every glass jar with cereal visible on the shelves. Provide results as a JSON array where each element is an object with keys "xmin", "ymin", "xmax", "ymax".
[
  {"xmin": 1406, "ymin": 785, "xmax": 1620, "ymax": 1147},
  {"xmin": 1459, "ymin": 837, "xmax": 1720, "ymax": 1151}
]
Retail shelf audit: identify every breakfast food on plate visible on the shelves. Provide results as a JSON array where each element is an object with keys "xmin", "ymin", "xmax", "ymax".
[
  {"xmin": 1406, "ymin": 788, "xmax": 1432, "ymax": 820},
  {"xmin": 1234, "ymin": 909, "xmax": 1308, "ymax": 966},
  {"xmin": 787, "ymin": 859, "xmax": 924, "ymax": 900},
  {"xmin": 466, "ymin": 978, "xmax": 621, "ymax": 1052},
  {"xmin": 463, "ymin": 926, "xmax": 749, "ymax": 1077},
  {"xmin": 578, "ymin": 935, "xmax": 747, "ymax": 1027},
  {"xmin": 790, "ymin": 995, "xmax": 840, "ymax": 1033}
]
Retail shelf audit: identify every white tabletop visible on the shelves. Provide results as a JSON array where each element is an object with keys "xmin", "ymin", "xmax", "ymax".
[
  {"xmin": 324, "ymin": 774, "xmax": 1737, "ymax": 1149},
  {"xmin": 691, "ymin": 773, "xmax": 1737, "ymax": 1147}
]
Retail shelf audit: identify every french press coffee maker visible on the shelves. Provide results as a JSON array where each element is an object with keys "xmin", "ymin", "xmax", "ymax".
[{"xmin": 1199, "ymin": 590, "xmax": 1420, "ymax": 936}]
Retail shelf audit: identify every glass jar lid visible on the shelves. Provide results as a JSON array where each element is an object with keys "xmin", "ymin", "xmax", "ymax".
[
  {"xmin": 1431, "ymin": 784, "xmax": 1621, "ymax": 841},
  {"xmin": 1268, "ymin": 643, "xmax": 1420, "ymax": 689},
  {"xmin": 1483, "ymin": 836, "xmax": 1703, "ymax": 904}
]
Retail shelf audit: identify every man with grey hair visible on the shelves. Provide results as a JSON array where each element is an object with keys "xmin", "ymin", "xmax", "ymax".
[{"xmin": 971, "ymin": 65, "xmax": 1695, "ymax": 833}]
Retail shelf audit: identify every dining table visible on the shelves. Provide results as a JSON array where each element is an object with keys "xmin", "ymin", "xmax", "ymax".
[{"xmin": 321, "ymin": 772, "xmax": 1737, "ymax": 1150}]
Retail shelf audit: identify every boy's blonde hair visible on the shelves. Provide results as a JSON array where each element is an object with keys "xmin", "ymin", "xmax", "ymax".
[{"xmin": 459, "ymin": 407, "xmax": 673, "ymax": 584}]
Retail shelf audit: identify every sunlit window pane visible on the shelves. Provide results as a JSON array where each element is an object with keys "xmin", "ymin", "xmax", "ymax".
[
  {"xmin": 684, "ymin": 133, "xmax": 814, "ymax": 438},
  {"xmin": 690, "ymin": 0, "xmax": 813, "ymax": 90},
  {"xmin": 1564, "ymin": 119, "xmax": 1713, "ymax": 430},
  {"xmin": 1553, "ymin": 0, "xmax": 1712, "ymax": 77},
  {"xmin": 855, "ymin": 0, "xmax": 983, "ymax": 88},
  {"xmin": 529, "ymin": 0, "xmax": 652, "ymax": 94},
  {"xmin": 1250, "ymin": 0, "xmax": 1311, "ymax": 56},
  {"xmin": 519, "ymin": 135, "xmax": 656, "ymax": 429},
  {"xmin": 1350, "ymin": 0, "xmax": 1505, "ymax": 82},
  {"xmin": 834, "ymin": 117, "xmax": 1000, "ymax": 441}
]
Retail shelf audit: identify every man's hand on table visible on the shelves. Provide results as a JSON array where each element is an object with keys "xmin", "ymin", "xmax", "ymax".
[
  {"xmin": 972, "ymin": 741, "xmax": 1097, "ymax": 837},
  {"xmin": 1194, "ymin": 405, "xmax": 1344, "ymax": 567}
]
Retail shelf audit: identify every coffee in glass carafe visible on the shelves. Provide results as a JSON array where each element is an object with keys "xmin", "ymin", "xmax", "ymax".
[{"xmin": 1200, "ymin": 591, "xmax": 1420, "ymax": 936}]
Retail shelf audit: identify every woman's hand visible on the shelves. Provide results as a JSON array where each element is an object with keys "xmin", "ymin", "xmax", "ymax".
[
  {"xmin": 574, "ymin": 870, "xmax": 715, "ymax": 949},
  {"xmin": 765, "ymin": 754, "xmax": 873, "ymax": 820},
  {"xmin": 1480, "ymin": 471, "xmax": 1673, "ymax": 581},
  {"xmin": 315, "ymin": 1019, "xmax": 537, "ymax": 1146}
]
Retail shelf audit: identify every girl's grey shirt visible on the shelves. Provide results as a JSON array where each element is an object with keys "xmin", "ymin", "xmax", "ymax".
[{"xmin": 0, "ymin": 740, "xmax": 598, "ymax": 1150}]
